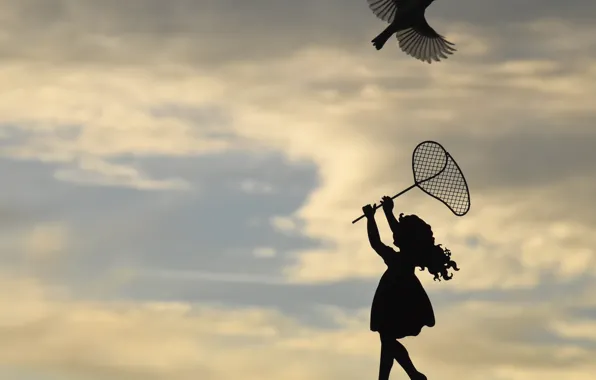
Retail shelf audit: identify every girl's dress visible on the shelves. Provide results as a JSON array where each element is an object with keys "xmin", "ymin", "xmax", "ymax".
[{"xmin": 370, "ymin": 246, "xmax": 435, "ymax": 339}]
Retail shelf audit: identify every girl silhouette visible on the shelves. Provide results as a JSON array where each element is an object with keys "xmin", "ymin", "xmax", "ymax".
[{"xmin": 362, "ymin": 196, "xmax": 459, "ymax": 380}]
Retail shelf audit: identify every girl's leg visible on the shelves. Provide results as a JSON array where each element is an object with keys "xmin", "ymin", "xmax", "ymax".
[
  {"xmin": 378, "ymin": 334, "xmax": 395, "ymax": 380},
  {"xmin": 381, "ymin": 334, "xmax": 426, "ymax": 379}
]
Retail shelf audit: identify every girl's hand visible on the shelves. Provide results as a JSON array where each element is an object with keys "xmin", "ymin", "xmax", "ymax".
[
  {"xmin": 362, "ymin": 204, "xmax": 377, "ymax": 218},
  {"xmin": 380, "ymin": 196, "xmax": 394, "ymax": 211}
]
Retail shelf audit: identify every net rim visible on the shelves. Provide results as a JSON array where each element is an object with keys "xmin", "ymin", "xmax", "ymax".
[
  {"xmin": 411, "ymin": 140, "xmax": 449, "ymax": 184},
  {"xmin": 411, "ymin": 140, "xmax": 471, "ymax": 217}
]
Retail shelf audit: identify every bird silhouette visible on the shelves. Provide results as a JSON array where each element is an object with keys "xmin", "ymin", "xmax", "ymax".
[{"xmin": 367, "ymin": 0, "xmax": 456, "ymax": 63}]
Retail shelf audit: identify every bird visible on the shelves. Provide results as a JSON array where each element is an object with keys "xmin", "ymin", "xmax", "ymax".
[{"xmin": 366, "ymin": 0, "xmax": 456, "ymax": 63}]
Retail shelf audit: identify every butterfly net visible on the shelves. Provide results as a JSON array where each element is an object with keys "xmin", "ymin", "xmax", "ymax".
[{"xmin": 412, "ymin": 141, "xmax": 470, "ymax": 216}]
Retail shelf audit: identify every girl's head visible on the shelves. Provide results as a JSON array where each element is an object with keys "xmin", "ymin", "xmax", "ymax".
[{"xmin": 393, "ymin": 213, "xmax": 459, "ymax": 281}]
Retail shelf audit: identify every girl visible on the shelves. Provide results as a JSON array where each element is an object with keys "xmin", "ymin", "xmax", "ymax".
[{"xmin": 362, "ymin": 196, "xmax": 459, "ymax": 380}]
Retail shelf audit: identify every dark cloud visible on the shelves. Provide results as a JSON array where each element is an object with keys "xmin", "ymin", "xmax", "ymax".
[
  {"xmin": 434, "ymin": 129, "xmax": 596, "ymax": 191},
  {"xmin": 6, "ymin": 151, "xmax": 321, "ymax": 289},
  {"xmin": 2, "ymin": 0, "xmax": 595, "ymax": 66},
  {"xmin": 430, "ymin": 0, "xmax": 594, "ymax": 25},
  {"xmin": 361, "ymin": 124, "xmax": 596, "ymax": 225},
  {"xmin": 0, "ymin": 158, "xmax": 69, "ymax": 228},
  {"xmin": 0, "ymin": 204, "xmax": 27, "ymax": 228}
]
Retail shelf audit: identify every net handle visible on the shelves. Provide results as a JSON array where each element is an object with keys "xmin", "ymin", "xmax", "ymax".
[
  {"xmin": 351, "ymin": 141, "xmax": 449, "ymax": 225},
  {"xmin": 351, "ymin": 183, "xmax": 417, "ymax": 224}
]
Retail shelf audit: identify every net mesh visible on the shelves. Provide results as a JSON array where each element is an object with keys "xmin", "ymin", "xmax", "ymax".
[
  {"xmin": 412, "ymin": 142, "xmax": 448, "ymax": 182},
  {"xmin": 413, "ymin": 141, "xmax": 470, "ymax": 216}
]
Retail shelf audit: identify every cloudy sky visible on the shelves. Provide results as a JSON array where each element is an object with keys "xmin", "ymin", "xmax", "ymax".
[{"xmin": 1, "ymin": 0, "xmax": 596, "ymax": 379}]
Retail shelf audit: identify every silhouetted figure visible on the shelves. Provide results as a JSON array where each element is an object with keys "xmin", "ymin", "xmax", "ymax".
[
  {"xmin": 362, "ymin": 196, "xmax": 459, "ymax": 380},
  {"xmin": 367, "ymin": 0, "xmax": 456, "ymax": 63}
]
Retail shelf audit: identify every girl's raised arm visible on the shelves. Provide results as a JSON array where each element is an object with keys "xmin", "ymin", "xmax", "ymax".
[
  {"xmin": 380, "ymin": 196, "xmax": 399, "ymax": 234},
  {"xmin": 363, "ymin": 204, "xmax": 392, "ymax": 259}
]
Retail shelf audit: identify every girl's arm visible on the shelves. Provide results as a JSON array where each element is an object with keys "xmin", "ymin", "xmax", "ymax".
[
  {"xmin": 380, "ymin": 196, "xmax": 399, "ymax": 234},
  {"xmin": 363, "ymin": 204, "xmax": 392, "ymax": 259},
  {"xmin": 383, "ymin": 208, "xmax": 399, "ymax": 234},
  {"xmin": 367, "ymin": 214, "xmax": 384, "ymax": 250}
]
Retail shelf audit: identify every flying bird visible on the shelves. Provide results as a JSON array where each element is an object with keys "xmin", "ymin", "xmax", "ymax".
[{"xmin": 367, "ymin": 0, "xmax": 456, "ymax": 63}]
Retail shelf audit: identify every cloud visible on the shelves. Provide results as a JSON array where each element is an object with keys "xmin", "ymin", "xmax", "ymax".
[
  {"xmin": 252, "ymin": 247, "xmax": 277, "ymax": 258},
  {"xmin": 136, "ymin": 269, "xmax": 287, "ymax": 286},
  {"xmin": 270, "ymin": 216, "xmax": 300, "ymax": 234},
  {"xmin": 1, "ymin": 2, "xmax": 596, "ymax": 379},
  {"xmin": 0, "ymin": 273, "xmax": 595, "ymax": 380},
  {"xmin": 0, "ymin": 204, "xmax": 29, "ymax": 229},
  {"xmin": 0, "ymin": 274, "xmax": 356, "ymax": 380},
  {"xmin": 550, "ymin": 319, "xmax": 596, "ymax": 341},
  {"xmin": 22, "ymin": 222, "xmax": 69, "ymax": 262},
  {"xmin": 239, "ymin": 179, "xmax": 275, "ymax": 194},
  {"xmin": 3, "ymin": 1, "xmax": 596, "ymax": 68},
  {"xmin": 1, "ymin": 14, "xmax": 595, "ymax": 287},
  {"xmin": 54, "ymin": 156, "xmax": 190, "ymax": 191}
]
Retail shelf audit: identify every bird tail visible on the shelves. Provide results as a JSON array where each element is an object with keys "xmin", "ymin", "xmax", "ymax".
[{"xmin": 372, "ymin": 26, "xmax": 396, "ymax": 50}]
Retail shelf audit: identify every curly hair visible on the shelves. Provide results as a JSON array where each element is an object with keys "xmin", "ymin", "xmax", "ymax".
[{"xmin": 393, "ymin": 213, "xmax": 460, "ymax": 281}]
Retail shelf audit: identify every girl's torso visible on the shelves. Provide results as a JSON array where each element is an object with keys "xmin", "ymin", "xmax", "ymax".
[{"xmin": 377, "ymin": 252, "xmax": 417, "ymax": 293}]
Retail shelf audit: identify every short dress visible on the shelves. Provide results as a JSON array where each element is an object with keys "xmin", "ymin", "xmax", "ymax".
[{"xmin": 370, "ymin": 245, "xmax": 435, "ymax": 339}]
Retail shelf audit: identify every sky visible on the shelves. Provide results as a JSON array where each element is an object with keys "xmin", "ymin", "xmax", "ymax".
[{"xmin": 1, "ymin": 0, "xmax": 596, "ymax": 379}]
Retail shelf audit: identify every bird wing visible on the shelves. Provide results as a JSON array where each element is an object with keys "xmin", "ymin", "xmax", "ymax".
[
  {"xmin": 395, "ymin": 18, "xmax": 456, "ymax": 63},
  {"xmin": 366, "ymin": 0, "xmax": 419, "ymax": 23}
]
